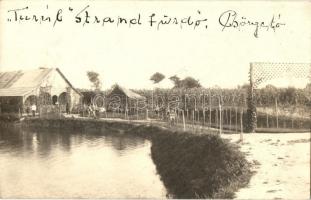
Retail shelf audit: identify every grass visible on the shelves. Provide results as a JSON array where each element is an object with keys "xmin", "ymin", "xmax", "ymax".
[
  {"xmin": 127, "ymin": 125, "xmax": 253, "ymax": 198},
  {"xmin": 21, "ymin": 118, "xmax": 253, "ymax": 199}
]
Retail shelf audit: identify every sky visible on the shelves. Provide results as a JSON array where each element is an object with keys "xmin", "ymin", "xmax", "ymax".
[{"xmin": 0, "ymin": 0, "xmax": 310, "ymax": 90}]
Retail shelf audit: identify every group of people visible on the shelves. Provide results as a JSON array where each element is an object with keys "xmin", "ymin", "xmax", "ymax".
[
  {"xmin": 25, "ymin": 104, "xmax": 37, "ymax": 117},
  {"xmin": 166, "ymin": 108, "xmax": 178, "ymax": 125},
  {"xmin": 25, "ymin": 102, "xmax": 71, "ymax": 117},
  {"xmin": 85, "ymin": 104, "xmax": 106, "ymax": 118}
]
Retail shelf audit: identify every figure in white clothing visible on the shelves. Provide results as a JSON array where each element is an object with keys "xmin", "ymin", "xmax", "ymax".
[{"xmin": 31, "ymin": 104, "xmax": 37, "ymax": 117}]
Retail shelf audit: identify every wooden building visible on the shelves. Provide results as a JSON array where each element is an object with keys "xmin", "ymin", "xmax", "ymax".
[
  {"xmin": 106, "ymin": 84, "xmax": 146, "ymax": 112},
  {"xmin": 0, "ymin": 67, "xmax": 82, "ymax": 115}
]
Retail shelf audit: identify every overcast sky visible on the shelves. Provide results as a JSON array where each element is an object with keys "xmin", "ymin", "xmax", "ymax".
[{"xmin": 0, "ymin": 0, "xmax": 310, "ymax": 89}]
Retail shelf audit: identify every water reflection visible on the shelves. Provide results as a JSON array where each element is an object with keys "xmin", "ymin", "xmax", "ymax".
[{"xmin": 0, "ymin": 126, "xmax": 166, "ymax": 198}]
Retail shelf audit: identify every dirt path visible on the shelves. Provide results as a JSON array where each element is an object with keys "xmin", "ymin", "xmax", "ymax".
[
  {"xmin": 222, "ymin": 133, "xmax": 310, "ymax": 199},
  {"xmin": 66, "ymin": 115, "xmax": 310, "ymax": 199}
]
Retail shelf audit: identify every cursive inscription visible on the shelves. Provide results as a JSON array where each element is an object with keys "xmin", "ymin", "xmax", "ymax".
[
  {"xmin": 5, "ymin": 5, "xmax": 287, "ymax": 38},
  {"xmin": 219, "ymin": 10, "xmax": 286, "ymax": 38}
]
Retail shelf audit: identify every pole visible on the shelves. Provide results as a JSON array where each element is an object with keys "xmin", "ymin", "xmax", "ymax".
[
  {"xmin": 136, "ymin": 99, "xmax": 139, "ymax": 120},
  {"xmin": 125, "ymin": 96, "xmax": 128, "ymax": 120},
  {"xmin": 203, "ymin": 94, "xmax": 206, "ymax": 126},
  {"xmin": 209, "ymin": 91, "xmax": 212, "ymax": 128},
  {"xmin": 219, "ymin": 101, "xmax": 222, "ymax": 135},
  {"xmin": 240, "ymin": 108, "xmax": 243, "ymax": 141},
  {"xmin": 266, "ymin": 111, "xmax": 269, "ymax": 128},
  {"xmin": 182, "ymin": 110, "xmax": 186, "ymax": 131},
  {"xmin": 248, "ymin": 63, "xmax": 257, "ymax": 132},
  {"xmin": 194, "ymin": 98, "xmax": 197, "ymax": 121},
  {"xmin": 275, "ymin": 97, "xmax": 279, "ymax": 129},
  {"xmin": 229, "ymin": 108, "xmax": 232, "ymax": 130},
  {"xmin": 184, "ymin": 94, "xmax": 187, "ymax": 112},
  {"xmin": 235, "ymin": 107, "xmax": 238, "ymax": 133},
  {"xmin": 192, "ymin": 110, "xmax": 195, "ymax": 128},
  {"xmin": 197, "ymin": 109, "xmax": 199, "ymax": 123},
  {"xmin": 151, "ymin": 90, "xmax": 154, "ymax": 112},
  {"xmin": 203, "ymin": 108, "xmax": 206, "ymax": 126},
  {"xmin": 215, "ymin": 108, "xmax": 218, "ymax": 128}
]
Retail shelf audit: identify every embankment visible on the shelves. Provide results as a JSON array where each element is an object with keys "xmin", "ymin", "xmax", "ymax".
[{"xmin": 21, "ymin": 118, "xmax": 253, "ymax": 199}]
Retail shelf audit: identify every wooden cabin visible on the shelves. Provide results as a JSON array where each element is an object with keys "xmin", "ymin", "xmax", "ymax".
[{"xmin": 106, "ymin": 84, "xmax": 146, "ymax": 113}]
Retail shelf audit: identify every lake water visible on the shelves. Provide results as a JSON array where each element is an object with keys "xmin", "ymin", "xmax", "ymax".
[{"xmin": 0, "ymin": 126, "xmax": 167, "ymax": 198}]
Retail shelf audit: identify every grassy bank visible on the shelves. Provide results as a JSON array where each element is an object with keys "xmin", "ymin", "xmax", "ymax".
[
  {"xmin": 128, "ymin": 125, "xmax": 253, "ymax": 198},
  {"xmin": 21, "ymin": 118, "xmax": 253, "ymax": 199}
]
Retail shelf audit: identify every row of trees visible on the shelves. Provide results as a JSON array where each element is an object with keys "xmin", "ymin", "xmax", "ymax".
[
  {"xmin": 150, "ymin": 72, "xmax": 201, "ymax": 89},
  {"xmin": 86, "ymin": 71, "xmax": 202, "ymax": 91},
  {"xmin": 86, "ymin": 71, "xmax": 310, "ymax": 108}
]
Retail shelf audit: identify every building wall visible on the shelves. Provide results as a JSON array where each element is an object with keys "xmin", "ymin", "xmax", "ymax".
[
  {"xmin": 40, "ymin": 69, "xmax": 81, "ymax": 109},
  {"xmin": 41, "ymin": 70, "xmax": 69, "ymax": 97}
]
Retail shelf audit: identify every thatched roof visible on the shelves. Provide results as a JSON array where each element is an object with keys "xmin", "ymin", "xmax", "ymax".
[{"xmin": 108, "ymin": 84, "xmax": 145, "ymax": 99}]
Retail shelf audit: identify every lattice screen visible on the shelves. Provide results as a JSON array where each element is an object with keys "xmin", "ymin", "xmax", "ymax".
[{"xmin": 251, "ymin": 62, "xmax": 311, "ymax": 88}]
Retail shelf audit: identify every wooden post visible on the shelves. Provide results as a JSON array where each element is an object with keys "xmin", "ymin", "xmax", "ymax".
[
  {"xmin": 197, "ymin": 110, "xmax": 199, "ymax": 122},
  {"xmin": 235, "ymin": 107, "xmax": 238, "ymax": 133},
  {"xmin": 146, "ymin": 109, "xmax": 148, "ymax": 120},
  {"xmin": 229, "ymin": 108, "xmax": 232, "ymax": 130},
  {"xmin": 266, "ymin": 112, "xmax": 269, "ymax": 128},
  {"xmin": 203, "ymin": 108, "xmax": 206, "ymax": 126},
  {"xmin": 225, "ymin": 109, "xmax": 227, "ymax": 125},
  {"xmin": 275, "ymin": 97, "xmax": 279, "ymax": 129},
  {"xmin": 151, "ymin": 90, "xmax": 154, "ymax": 112},
  {"xmin": 136, "ymin": 99, "xmax": 139, "ymax": 120},
  {"xmin": 192, "ymin": 110, "xmax": 195, "ymax": 128},
  {"xmin": 125, "ymin": 96, "xmax": 128, "ymax": 120},
  {"xmin": 215, "ymin": 108, "xmax": 218, "ymax": 128},
  {"xmin": 203, "ymin": 94, "xmax": 205, "ymax": 126},
  {"xmin": 182, "ymin": 110, "xmax": 186, "ymax": 132},
  {"xmin": 248, "ymin": 64, "xmax": 257, "ymax": 132},
  {"xmin": 209, "ymin": 91, "xmax": 212, "ymax": 128},
  {"xmin": 184, "ymin": 94, "xmax": 187, "ymax": 113},
  {"xmin": 219, "ymin": 103, "xmax": 222, "ymax": 135},
  {"xmin": 240, "ymin": 108, "xmax": 243, "ymax": 141}
]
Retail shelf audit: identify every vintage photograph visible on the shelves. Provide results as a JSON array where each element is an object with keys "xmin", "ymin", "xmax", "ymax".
[{"xmin": 0, "ymin": 0, "xmax": 310, "ymax": 199}]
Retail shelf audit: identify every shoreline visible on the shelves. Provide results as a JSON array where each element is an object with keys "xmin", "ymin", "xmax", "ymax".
[
  {"xmin": 18, "ymin": 117, "xmax": 253, "ymax": 199},
  {"xmin": 1, "ymin": 117, "xmax": 309, "ymax": 199}
]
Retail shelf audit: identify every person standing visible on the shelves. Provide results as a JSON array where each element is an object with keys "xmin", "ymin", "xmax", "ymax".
[
  {"xmin": 26, "ymin": 106, "xmax": 30, "ymax": 116},
  {"xmin": 66, "ymin": 102, "xmax": 70, "ymax": 114},
  {"xmin": 31, "ymin": 104, "xmax": 37, "ymax": 117}
]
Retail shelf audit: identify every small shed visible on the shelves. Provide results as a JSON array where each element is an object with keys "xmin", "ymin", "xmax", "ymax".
[{"xmin": 106, "ymin": 84, "xmax": 146, "ymax": 112}]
